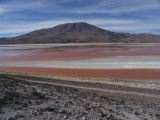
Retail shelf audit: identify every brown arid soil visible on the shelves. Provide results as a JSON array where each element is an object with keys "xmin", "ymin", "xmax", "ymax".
[
  {"xmin": 0, "ymin": 74, "xmax": 160, "ymax": 120},
  {"xmin": 1, "ymin": 67, "xmax": 160, "ymax": 80}
]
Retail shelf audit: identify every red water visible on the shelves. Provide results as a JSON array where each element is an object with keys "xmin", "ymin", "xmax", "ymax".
[{"xmin": 0, "ymin": 44, "xmax": 160, "ymax": 80}]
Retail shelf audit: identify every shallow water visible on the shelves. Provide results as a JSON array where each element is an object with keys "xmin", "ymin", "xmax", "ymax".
[
  {"xmin": 1, "ymin": 56, "xmax": 160, "ymax": 69},
  {"xmin": 0, "ymin": 43, "xmax": 160, "ymax": 69}
]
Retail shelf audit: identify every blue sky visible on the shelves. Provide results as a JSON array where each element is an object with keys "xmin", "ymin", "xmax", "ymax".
[{"xmin": 0, "ymin": 0, "xmax": 160, "ymax": 37}]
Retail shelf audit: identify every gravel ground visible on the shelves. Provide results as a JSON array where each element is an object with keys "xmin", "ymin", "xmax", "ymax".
[{"xmin": 0, "ymin": 74, "xmax": 160, "ymax": 120}]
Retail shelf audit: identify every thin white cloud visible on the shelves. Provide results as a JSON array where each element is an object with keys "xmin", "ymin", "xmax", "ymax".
[
  {"xmin": 0, "ymin": 0, "xmax": 160, "ymax": 36},
  {"xmin": 0, "ymin": 8, "xmax": 5, "ymax": 14},
  {"xmin": 0, "ymin": 0, "xmax": 48, "ymax": 15},
  {"xmin": 101, "ymin": 21, "xmax": 160, "ymax": 34},
  {"xmin": 0, "ymin": 18, "xmax": 160, "ymax": 36},
  {"xmin": 105, "ymin": 4, "xmax": 159, "ymax": 14},
  {"xmin": 71, "ymin": 0, "xmax": 160, "ymax": 14},
  {"xmin": 0, "ymin": 18, "xmax": 138, "ymax": 32},
  {"xmin": 1, "ymin": 0, "xmax": 158, "ymax": 15},
  {"xmin": 0, "ymin": 5, "xmax": 10, "ymax": 14}
]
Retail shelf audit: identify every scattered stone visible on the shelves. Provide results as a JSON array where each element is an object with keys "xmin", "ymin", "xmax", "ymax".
[
  {"xmin": 156, "ymin": 114, "xmax": 160, "ymax": 119},
  {"xmin": 0, "ymin": 75, "xmax": 159, "ymax": 120}
]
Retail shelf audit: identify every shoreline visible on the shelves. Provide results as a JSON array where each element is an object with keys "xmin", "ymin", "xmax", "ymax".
[{"xmin": 1, "ymin": 73, "xmax": 160, "ymax": 98}]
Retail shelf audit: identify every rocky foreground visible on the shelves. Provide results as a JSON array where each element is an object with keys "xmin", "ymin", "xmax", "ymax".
[{"xmin": 0, "ymin": 74, "xmax": 160, "ymax": 120}]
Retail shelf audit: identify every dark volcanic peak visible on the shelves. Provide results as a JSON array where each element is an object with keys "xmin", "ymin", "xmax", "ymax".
[
  {"xmin": 52, "ymin": 22, "xmax": 107, "ymax": 33},
  {"xmin": 0, "ymin": 22, "xmax": 160, "ymax": 44}
]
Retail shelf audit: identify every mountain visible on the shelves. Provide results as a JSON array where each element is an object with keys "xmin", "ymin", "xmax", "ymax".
[{"xmin": 0, "ymin": 22, "xmax": 160, "ymax": 44}]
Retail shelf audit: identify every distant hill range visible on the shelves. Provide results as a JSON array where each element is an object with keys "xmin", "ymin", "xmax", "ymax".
[{"xmin": 0, "ymin": 22, "xmax": 160, "ymax": 44}]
